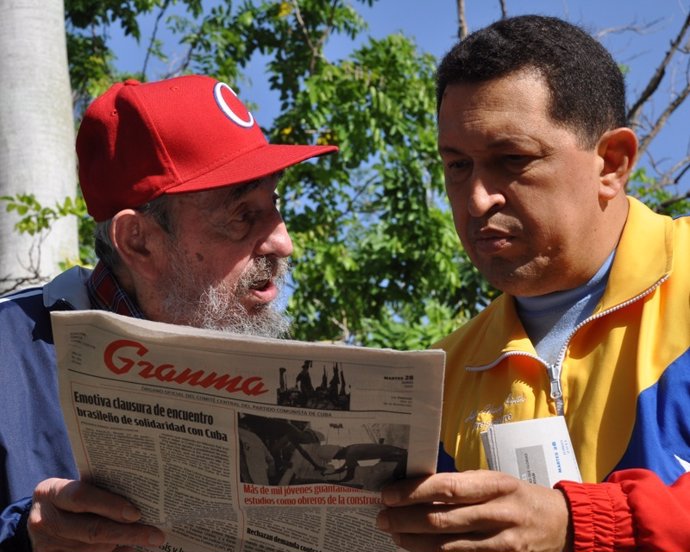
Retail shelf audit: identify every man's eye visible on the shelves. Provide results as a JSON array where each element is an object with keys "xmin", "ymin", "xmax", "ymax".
[
  {"xmin": 503, "ymin": 154, "xmax": 532, "ymax": 166},
  {"xmin": 447, "ymin": 159, "xmax": 471, "ymax": 171},
  {"xmin": 214, "ymin": 211, "xmax": 257, "ymax": 240},
  {"xmin": 236, "ymin": 210, "xmax": 259, "ymax": 227}
]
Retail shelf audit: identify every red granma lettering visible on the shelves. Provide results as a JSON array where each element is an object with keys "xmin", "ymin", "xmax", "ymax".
[
  {"xmin": 103, "ymin": 339, "xmax": 268, "ymax": 396},
  {"xmin": 104, "ymin": 340, "xmax": 147, "ymax": 374}
]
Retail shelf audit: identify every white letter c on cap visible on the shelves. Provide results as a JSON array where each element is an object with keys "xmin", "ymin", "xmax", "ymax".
[{"xmin": 213, "ymin": 82, "xmax": 255, "ymax": 128}]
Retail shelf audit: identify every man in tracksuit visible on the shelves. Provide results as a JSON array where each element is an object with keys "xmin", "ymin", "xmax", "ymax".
[{"xmin": 376, "ymin": 15, "xmax": 690, "ymax": 552}]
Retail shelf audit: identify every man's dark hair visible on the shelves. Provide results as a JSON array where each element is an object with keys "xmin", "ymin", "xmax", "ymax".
[{"xmin": 436, "ymin": 15, "xmax": 627, "ymax": 148}]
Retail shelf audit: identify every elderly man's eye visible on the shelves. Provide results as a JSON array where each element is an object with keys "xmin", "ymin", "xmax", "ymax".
[
  {"xmin": 447, "ymin": 159, "xmax": 471, "ymax": 171},
  {"xmin": 211, "ymin": 211, "xmax": 256, "ymax": 240},
  {"xmin": 234, "ymin": 211, "xmax": 257, "ymax": 229},
  {"xmin": 504, "ymin": 154, "xmax": 530, "ymax": 163}
]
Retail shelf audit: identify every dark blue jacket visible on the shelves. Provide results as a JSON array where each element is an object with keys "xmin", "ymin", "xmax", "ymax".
[{"xmin": 0, "ymin": 268, "xmax": 92, "ymax": 551}]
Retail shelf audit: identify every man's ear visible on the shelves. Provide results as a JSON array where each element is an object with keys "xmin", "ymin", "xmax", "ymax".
[
  {"xmin": 597, "ymin": 127, "xmax": 638, "ymax": 201},
  {"xmin": 110, "ymin": 209, "xmax": 167, "ymax": 283}
]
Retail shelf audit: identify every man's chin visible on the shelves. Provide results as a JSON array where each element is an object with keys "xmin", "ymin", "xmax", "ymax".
[
  {"xmin": 217, "ymin": 303, "xmax": 291, "ymax": 339},
  {"xmin": 241, "ymin": 300, "xmax": 271, "ymax": 317}
]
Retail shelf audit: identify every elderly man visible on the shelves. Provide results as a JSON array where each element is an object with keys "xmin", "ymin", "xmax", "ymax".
[
  {"xmin": 0, "ymin": 75, "xmax": 335, "ymax": 551},
  {"xmin": 377, "ymin": 15, "xmax": 690, "ymax": 552}
]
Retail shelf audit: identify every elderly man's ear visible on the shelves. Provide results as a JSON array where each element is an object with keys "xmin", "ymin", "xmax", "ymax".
[
  {"xmin": 110, "ymin": 209, "xmax": 170, "ymax": 284},
  {"xmin": 597, "ymin": 127, "xmax": 638, "ymax": 201}
]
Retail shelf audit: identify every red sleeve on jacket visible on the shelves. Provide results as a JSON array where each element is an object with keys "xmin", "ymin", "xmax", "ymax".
[
  {"xmin": 555, "ymin": 469, "xmax": 690, "ymax": 551},
  {"xmin": 555, "ymin": 478, "xmax": 634, "ymax": 551}
]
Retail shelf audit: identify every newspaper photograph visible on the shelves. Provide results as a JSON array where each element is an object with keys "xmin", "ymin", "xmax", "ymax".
[{"xmin": 52, "ymin": 310, "xmax": 445, "ymax": 552}]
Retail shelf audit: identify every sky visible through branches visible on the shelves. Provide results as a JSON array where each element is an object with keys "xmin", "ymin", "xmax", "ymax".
[{"xmin": 109, "ymin": 0, "xmax": 690, "ymax": 194}]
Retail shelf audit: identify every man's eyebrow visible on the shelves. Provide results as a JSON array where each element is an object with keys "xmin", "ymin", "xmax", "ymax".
[
  {"xmin": 225, "ymin": 180, "xmax": 261, "ymax": 204},
  {"xmin": 438, "ymin": 144, "xmax": 464, "ymax": 156},
  {"xmin": 438, "ymin": 137, "xmax": 540, "ymax": 155},
  {"xmin": 214, "ymin": 171, "xmax": 285, "ymax": 210},
  {"xmin": 485, "ymin": 136, "xmax": 540, "ymax": 149}
]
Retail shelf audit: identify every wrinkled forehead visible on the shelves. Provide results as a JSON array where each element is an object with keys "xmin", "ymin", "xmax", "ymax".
[{"xmin": 172, "ymin": 173, "xmax": 282, "ymax": 213}]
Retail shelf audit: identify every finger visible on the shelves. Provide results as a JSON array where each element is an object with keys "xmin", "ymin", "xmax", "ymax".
[
  {"xmin": 380, "ymin": 507, "xmax": 520, "ymax": 552},
  {"xmin": 392, "ymin": 531, "xmax": 498, "ymax": 552},
  {"xmin": 34, "ymin": 479, "xmax": 142, "ymax": 522},
  {"xmin": 377, "ymin": 502, "xmax": 509, "ymax": 536},
  {"xmin": 30, "ymin": 479, "xmax": 166, "ymax": 550},
  {"xmin": 381, "ymin": 470, "xmax": 518, "ymax": 507},
  {"xmin": 33, "ymin": 541, "xmax": 147, "ymax": 552},
  {"xmin": 29, "ymin": 529, "xmax": 118, "ymax": 552},
  {"xmin": 31, "ymin": 509, "xmax": 165, "ymax": 547},
  {"xmin": 32, "ymin": 537, "xmax": 149, "ymax": 552}
]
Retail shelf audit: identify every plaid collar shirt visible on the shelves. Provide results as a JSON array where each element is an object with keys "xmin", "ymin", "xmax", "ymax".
[{"xmin": 86, "ymin": 261, "xmax": 145, "ymax": 318}]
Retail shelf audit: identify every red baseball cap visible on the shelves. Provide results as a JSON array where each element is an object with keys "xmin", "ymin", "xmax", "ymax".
[{"xmin": 76, "ymin": 75, "xmax": 338, "ymax": 221}]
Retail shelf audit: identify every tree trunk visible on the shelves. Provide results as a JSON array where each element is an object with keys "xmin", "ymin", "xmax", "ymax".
[
  {"xmin": 0, "ymin": 0, "xmax": 77, "ymax": 293},
  {"xmin": 456, "ymin": 0, "xmax": 467, "ymax": 39}
]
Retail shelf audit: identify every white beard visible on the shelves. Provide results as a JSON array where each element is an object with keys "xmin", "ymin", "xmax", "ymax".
[{"xmin": 160, "ymin": 252, "xmax": 292, "ymax": 339}]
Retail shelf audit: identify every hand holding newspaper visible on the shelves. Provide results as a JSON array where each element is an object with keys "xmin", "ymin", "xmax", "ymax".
[{"xmin": 52, "ymin": 311, "xmax": 445, "ymax": 552}]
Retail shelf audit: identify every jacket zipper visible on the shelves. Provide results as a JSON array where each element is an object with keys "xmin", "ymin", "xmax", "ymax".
[
  {"xmin": 547, "ymin": 273, "xmax": 669, "ymax": 415},
  {"xmin": 467, "ymin": 274, "xmax": 670, "ymax": 415}
]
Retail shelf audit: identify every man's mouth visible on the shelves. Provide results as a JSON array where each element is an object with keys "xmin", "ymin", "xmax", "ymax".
[
  {"xmin": 245, "ymin": 276, "xmax": 279, "ymax": 306},
  {"xmin": 472, "ymin": 227, "xmax": 515, "ymax": 255},
  {"xmin": 250, "ymin": 278, "xmax": 271, "ymax": 292},
  {"xmin": 240, "ymin": 256, "xmax": 290, "ymax": 305},
  {"xmin": 475, "ymin": 236, "xmax": 512, "ymax": 254}
]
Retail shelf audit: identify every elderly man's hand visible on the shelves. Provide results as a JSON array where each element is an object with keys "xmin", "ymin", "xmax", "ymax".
[
  {"xmin": 28, "ymin": 478, "xmax": 166, "ymax": 552},
  {"xmin": 376, "ymin": 470, "xmax": 572, "ymax": 552}
]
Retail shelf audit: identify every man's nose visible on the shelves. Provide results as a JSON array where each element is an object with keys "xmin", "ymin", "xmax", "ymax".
[
  {"xmin": 467, "ymin": 170, "xmax": 505, "ymax": 218},
  {"xmin": 256, "ymin": 216, "xmax": 294, "ymax": 258}
]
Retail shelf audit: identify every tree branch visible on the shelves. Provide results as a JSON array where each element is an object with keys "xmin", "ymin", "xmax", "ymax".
[
  {"xmin": 456, "ymin": 0, "xmax": 467, "ymax": 40},
  {"xmin": 291, "ymin": 0, "xmax": 333, "ymax": 73},
  {"xmin": 291, "ymin": 0, "xmax": 317, "ymax": 53},
  {"xmin": 647, "ymin": 153, "xmax": 690, "ymax": 188},
  {"xmin": 169, "ymin": 42, "xmax": 195, "ymax": 77},
  {"xmin": 0, "ymin": 273, "xmax": 42, "ymax": 295},
  {"xmin": 637, "ymin": 78, "xmax": 690, "ymax": 158},
  {"xmin": 674, "ymin": 158, "xmax": 690, "ymax": 185},
  {"xmin": 658, "ymin": 187, "xmax": 690, "ymax": 210},
  {"xmin": 310, "ymin": 0, "xmax": 339, "ymax": 72},
  {"xmin": 595, "ymin": 19, "xmax": 661, "ymax": 40},
  {"xmin": 0, "ymin": 236, "xmax": 48, "ymax": 294},
  {"xmin": 142, "ymin": 0, "xmax": 172, "ymax": 78},
  {"xmin": 498, "ymin": 0, "xmax": 507, "ymax": 19},
  {"xmin": 628, "ymin": 11, "xmax": 690, "ymax": 126}
]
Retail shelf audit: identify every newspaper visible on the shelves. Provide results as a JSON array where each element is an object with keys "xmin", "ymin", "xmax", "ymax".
[
  {"xmin": 52, "ymin": 310, "xmax": 445, "ymax": 552},
  {"xmin": 481, "ymin": 416, "xmax": 582, "ymax": 487}
]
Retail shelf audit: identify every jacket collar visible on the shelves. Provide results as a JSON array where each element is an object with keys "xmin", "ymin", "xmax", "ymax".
[
  {"xmin": 43, "ymin": 266, "xmax": 93, "ymax": 310},
  {"xmin": 597, "ymin": 196, "xmax": 672, "ymax": 312}
]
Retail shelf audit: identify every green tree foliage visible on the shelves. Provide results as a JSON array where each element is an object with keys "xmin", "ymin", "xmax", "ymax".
[
  {"xmin": 628, "ymin": 168, "xmax": 690, "ymax": 218},
  {"xmin": 65, "ymin": 0, "xmax": 202, "ymax": 109},
  {"xmin": 1, "ymin": 194, "xmax": 95, "ymax": 267},
  {"xmin": 55, "ymin": 0, "xmax": 494, "ymax": 347},
  {"xmin": 8, "ymin": 1, "xmax": 687, "ymax": 345}
]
